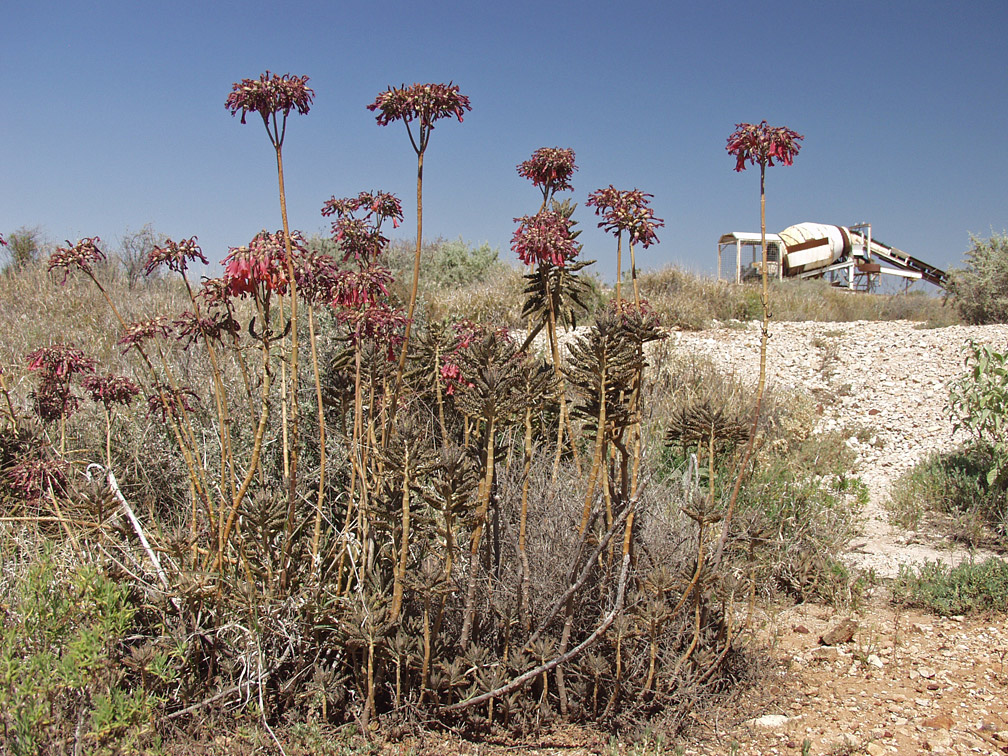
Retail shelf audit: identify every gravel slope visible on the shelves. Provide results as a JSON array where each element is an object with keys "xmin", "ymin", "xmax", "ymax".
[{"xmin": 668, "ymin": 319, "xmax": 1008, "ymax": 578}]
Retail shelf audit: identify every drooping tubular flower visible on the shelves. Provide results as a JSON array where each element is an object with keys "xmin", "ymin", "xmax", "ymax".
[
  {"xmin": 726, "ymin": 120, "xmax": 804, "ymax": 171},
  {"xmin": 145, "ymin": 236, "xmax": 209, "ymax": 276},
  {"xmin": 225, "ymin": 72, "xmax": 314, "ymax": 141},
  {"xmin": 174, "ymin": 310, "xmax": 241, "ymax": 350},
  {"xmin": 367, "ymin": 82, "xmax": 471, "ymax": 137},
  {"xmin": 518, "ymin": 147, "xmax": 577, "ymax": 198},
  {"xmin": 48, "ymin": 237, "xmax": 105, "ymax": 283},
  {"xmin": 223, "ymin": 230, "xmax": 307, "ymax": 298},
  {"xmin": 586, "ymin": 187, "xmax": 664, "ymax": 248},
  {"xmin": 511, "ymin": 210, "xmax": 580, "ymax": 267}
]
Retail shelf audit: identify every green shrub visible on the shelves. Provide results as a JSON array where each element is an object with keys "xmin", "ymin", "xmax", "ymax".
[
  {"xmin": 0, "ymin": 546, "xmax": 161, "ymax": 754},
  {"xmin": 947, "ymin": 233, "xmax": 1008, "ymax": 324},
  {"xmin": 893, "ymin": 558, "xmax": 1008, "ymax": 615}
]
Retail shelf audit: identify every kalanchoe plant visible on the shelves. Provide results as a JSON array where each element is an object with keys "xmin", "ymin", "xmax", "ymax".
[
  {"xmin": 518, "ymin": 147, "xmax": 577, "ymax": 210},
  {"xmin": 118, "ymin": 317, "xmax": 172, "ymax": 354},
  {"xmin": 368, "ymin": 82, "xmax": 471, "ymax": 434},
  {"xmin": 586, "ymin": 187, "xmax": 663, "ymax": 306},
  {"xmin": 227, "ymin": 72, "xmax": 315, "ymax": 558},
  {"xmin": 717, "ymin": 120, "xmax": 803, "ymax": 564}
]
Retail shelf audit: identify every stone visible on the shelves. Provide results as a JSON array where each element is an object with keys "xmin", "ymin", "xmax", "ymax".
[
  {"xmin": 820, "ymin": 618, "xmax": 858, "ymax": 646},
  {"xmin": 917, "ymin": 666, "xmax": 936, "ymax": 679},
  {"xmin": 923, "ymin": 714, "xmax": 954, "ymax": 730},
  {"xmin": 748, "ymin": 714, "xmax": 789, "ymax": 728},
  {"xmin": 866, "ymin": 743, "xmax": 886, "ymax": 756}
]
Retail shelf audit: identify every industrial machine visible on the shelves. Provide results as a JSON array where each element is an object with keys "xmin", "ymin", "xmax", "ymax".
[{"xmin": 717, "ymin": 222, "xmax": 948, "ymax": 291}]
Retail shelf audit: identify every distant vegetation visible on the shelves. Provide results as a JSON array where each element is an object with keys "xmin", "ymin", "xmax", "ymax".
[{"xmin": 946, "ymin": 232, "xmax": 1008, "ymax": 324}]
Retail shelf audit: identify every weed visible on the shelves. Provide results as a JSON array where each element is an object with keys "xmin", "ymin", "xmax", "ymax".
[{"xmin": 893, "ymin": 558, "xmax": 1008, "ymax": 614}]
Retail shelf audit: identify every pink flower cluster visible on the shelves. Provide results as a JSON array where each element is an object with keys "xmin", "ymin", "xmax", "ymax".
[
  {"xmin": 226, "ymin": 71, "xmax": 314, "ymax": 125},
  {"xmin": 223, "ymin": 230, "xmax": 306, "ymax": 298},
  {"xmin": 517, "ymin": 147, "xmax": 577, "ymax": 195},
  {"xmin": 48, "ymin": 237, "xmax": 105, "ymax": 283},
  {"xmin": 367, "ymin": 82, "xmax": 471, "ymax": 130},
  {"xmin": 511, "ymin": 210, "xmax": 579, "ymax": 267},
  {"xmin": 586, "ymin": 187, "xmax": 664, "ymax": 248},
  {"xmin": 726, "ymin": 120, "xmax": 804, "ymax": 172},
  {"xmin": 145, "ymin": 236, "xmax": 209, "ymax": 276}
]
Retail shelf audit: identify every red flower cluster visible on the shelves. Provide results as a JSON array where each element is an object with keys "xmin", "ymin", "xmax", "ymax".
[
  {"xmin": 26, "ymin": 344, "xmax": 96, "ymax": 423},
  {"xmin": 118, "ymin": 317, "xmax": 171, "ymax": 354},
  {"xmin": 83, "ymin": 373, "xmax": 140, "ymax": 410},
  {"xmin": 27, "ymin": 344, "xmax": 96, "ymax": 379},
  {"xmin": 145, "ymin": 236, "xmax": 209, "ymax": 276},
  {"xmin": 586, "ymin": 187, "xmax": 664, "ymax": 248},
  {"xmin": 224, "ymin": 230, "xmax": 306, "ymax": 298},
  {"xmin": 7, "ymin": 455, "xmax": 67, "ymax": 500},
  {"xmin": 367, "ymin": 82, "xmax": 471, "ymax": 130},
  {"xmin": 322, "ymin": 192, "xmax": 403, "ymax": 264},
  {"xmin": 48, "ymin": 237, "xmax": 105, "ymax": 283},
  {"xmin": 517, "ymin": 147, "xmax": 577, "ymax": 195},
  {"xmin": 726, "ymin": 121, "xmax": 804, "ymax": 172},
  {"xmin": 511, "ymin": 210, "xmax": 580, "ymax": 267},
  {"xmin": 225, "ymin": 72, "xmax": 314, "ymax": 125}
]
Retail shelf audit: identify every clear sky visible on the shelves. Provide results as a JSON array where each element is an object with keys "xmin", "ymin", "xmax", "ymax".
[{"xmin": 2, "ymin": 0, "xmax": 1006, "ymax": 283}]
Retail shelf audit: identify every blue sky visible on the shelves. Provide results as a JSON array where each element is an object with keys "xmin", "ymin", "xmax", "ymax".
[{"xmin": 2, "ymin": 0, "xmax": 1006, "ymax": 283}]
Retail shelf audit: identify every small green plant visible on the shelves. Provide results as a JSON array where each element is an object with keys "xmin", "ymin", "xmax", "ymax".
[
  {"xmin": 950, "ymin": 340, "xmax": 1008, "ymax": 487},
  {"xmin": 893, "ymin": 558, "xmax": 1008, "ymax": 614}
]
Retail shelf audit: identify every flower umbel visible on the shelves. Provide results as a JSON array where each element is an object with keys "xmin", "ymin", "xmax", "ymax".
[
  {"xmin": 118, "ymin": 317, "xmax": 171, "ymax": 354},
  {"xmin": 83, "ymin": 373, "xmax": 141, "ymax": 410},
  {"xmin": 726, "ymin": 120, "xmax": 804, "ymax": 172},
  {"xmin": 367, "ymin": 82, "xmax": 471, "ymax": 132},
  {"xmin": 586, "ymin": 187, "xmax": 664, "ymax": 248},
  {"xmin": 48, "ymin": 237, "xmax": 105, "ymax": 283},
  {"xmin": 518, "ymin": 147, "xmax": 577, "ymax": 197},
  {"xmin": 145, "ymin": 237, "xmax": 209, "ymax": 276},
  {"xmin": 511, "ymin": 211, "xmax": 580, "ymax": 267},
  {"xmin": 226, "ymin": 72, "xmax": 314, "ymax": 126}
]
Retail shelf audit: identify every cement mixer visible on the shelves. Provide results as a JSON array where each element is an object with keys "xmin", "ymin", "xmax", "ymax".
[{"xmin": 717, "ymin": 222, "xmax": 948, "ymax": 290}]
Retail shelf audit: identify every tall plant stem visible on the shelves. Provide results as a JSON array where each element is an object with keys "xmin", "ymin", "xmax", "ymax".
[
  {"xmin": 629, "ymin": 240, "xmax": 640, "ymax": 310},
  {"xmin": 460, "ymin": 414, "xmax": 495, "ymax": 649},
  {"xmin": 308, "ymin": 306, "xmax": 327, "ymax": 565},
  {"xmin": 615, "ymin": 232, "xmax": 623, "ymax": 303},
  {"xmin": 543, "ymin": 266, "xmax": 581, "ymax": 480},
  {"xmin": 275, "ymin": 143, "xmax": 302, "ymax": 592},
  {"xmin": 386, "ymin": 147, "xmax": 425, "ymax": 442},
  {"xmin": 715, "ymin": 165, "xmax": 770, "ymax": 566}
]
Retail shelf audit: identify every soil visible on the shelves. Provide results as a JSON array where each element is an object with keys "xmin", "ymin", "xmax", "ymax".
[{"xmin": 405, "ymin": 319, "xmax": 1008, "ymax": 756}]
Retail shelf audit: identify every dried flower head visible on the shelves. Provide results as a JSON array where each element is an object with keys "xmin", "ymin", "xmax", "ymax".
[
  {"xmin": 511, "ymin": 210, "xmax": 580, "ymax": 267},
  {"xmin": 726, "ymin": 120, "xmax": 804, "ymax": 172},
  {"xmin": 48, "ymin": 237, "xmax": 105, "ymax": 283},
  {"xmin": 145, "ymin": 236, "xmax": 209, "ymax": 276},
  {"xmin": 518, "ymin": 147, "xmax": 577, "ymax": 195},
  {"xmin": 586, "ymin": 187, "xmax": 664, "ymax": 248},
  {"xmin": 118, "ymin": 317, "xmax": 171, "ymax": 354},
  {"xmin": 83, "ymin": 373, "xmax": 140, "ymax": 409},
  {"xmin": 226, "ymin": 72, "xmax": 314, "ymax": 125}
]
